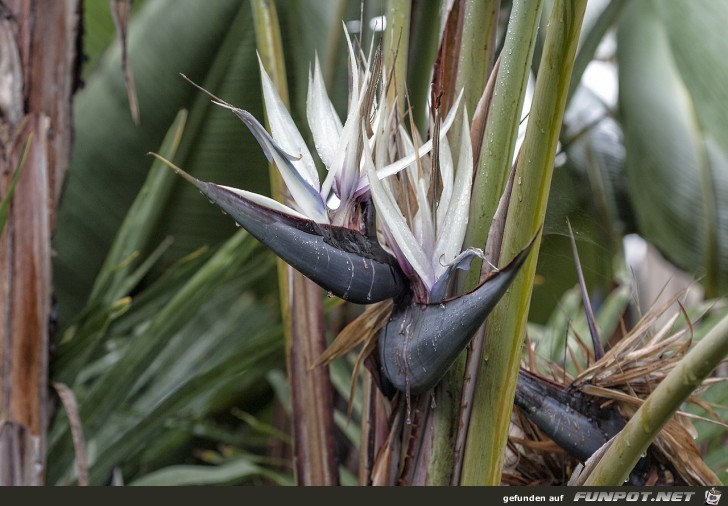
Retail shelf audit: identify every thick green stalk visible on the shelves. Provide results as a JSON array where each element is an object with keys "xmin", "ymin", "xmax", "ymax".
[
  {"xmin": 383, "ymin": 0, "xmax": 411, "ymax": 115},
  {"xmin": 251, "ymin": 0, "xmax": 338, "ymax": 485},
  {"xmin": 449, "ymin": 0, "xmax": 543, "ymax": 484},
  {"xmin": 455, "ymin": 0, "xmax": 498, "ymax": 115},
  {"xmin": 447, "ymin": 0, "xmax": 499, "ymax": 158},
  {"xmin": 584, "ymin": 313, "xmax": 728, "ymax": 485},
  {"xmin": 425, "ymin": 0, "xmax": 500, "ymax": 485},
  {"xmin": 460, "ymin": 0, "xmax": 587, "ymax": 485},
  {"xmin": 463, "ymin": 0, "xmax": 543, "ymax": 271}
]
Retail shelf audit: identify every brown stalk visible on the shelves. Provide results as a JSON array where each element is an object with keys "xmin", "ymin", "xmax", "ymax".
[{"xmin": 0, "ymin": 0, "xmax": 80, "ymax": 485}]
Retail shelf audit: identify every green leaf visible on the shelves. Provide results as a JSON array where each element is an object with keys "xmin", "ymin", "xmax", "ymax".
[
  {"xmin": 53, "ymin": 0, "xmax": 270, "ymax": 324},
  {"xmin": 129, "ymin": 457, "xmax": 292, "ymax": 486},
  {"xmin": 618, "ymin": 0, "xmax": 728, "ymax": 297},
  {"xmin": 47, "ymin": 230, "xmax": 278, "ymax": 484}
]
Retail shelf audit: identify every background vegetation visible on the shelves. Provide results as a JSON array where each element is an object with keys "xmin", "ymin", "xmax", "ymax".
[{"xmin": 1, "ymin": 0, "xmax": 725, "ymax": 486}]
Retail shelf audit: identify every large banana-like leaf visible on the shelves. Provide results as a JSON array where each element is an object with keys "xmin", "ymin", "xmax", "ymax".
[
  {"xmin": 618, "ymin": 0, "xmax": 728, "ymax": 296},
  {"xmin": 53, "ymin": 0, "xmax": 259, "ymax": 323},
  {"xmin": 53, "ymin": 0, "xmax": 354, "ymax": 326}
]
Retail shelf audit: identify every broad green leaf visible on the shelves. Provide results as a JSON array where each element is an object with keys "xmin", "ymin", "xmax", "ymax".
[
  {"xmin": 54, "ymin": 0, "xmax": 368, "ymax": 326},
  {"xmin": 53, "ymin": 0, "xmax": 268, "ymax": 325},
  {"xmin": 618, "ymin": 0, "xmax": 728, "ymax": 297}
]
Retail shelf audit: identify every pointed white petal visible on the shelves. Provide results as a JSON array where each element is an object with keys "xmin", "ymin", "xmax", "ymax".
[
  {"xmin": 221, "ymin": 103, "xmax": 329, "ymax": 223},
  {"xmin": 258, "ymin": 57, "xmax": 320, "ymax": 190},
  {"xmin": 320, "ymin": 105, "xmax": 360, "ymax": 200},
  {"xmin": 220, "ymin": 186, "xmax": 309, "ymax": 220},
  {"xmin": 433, "ymin": 108, "xmax": 473, "ymax": 279},
  {"xmin": 363, "ymin": 130, "xmax": 434, "ymax": 290},
  {"xmin": 436, "ymin": 133, "xmax": 454, "ymax": 232},
  {"xmin": 376, "ymin": 90, "xmax": 464, "ymax": 179},
  {"xmin": 307, "ymin": 55, "xmax": 343, "ymax": 169},
  {"xmin": 343, "ymin": 22, "xmax": 360, "ymax": 110},
  {"xmin": 398, "ymin": 125, "xmax": 435, "ymax": 258}
]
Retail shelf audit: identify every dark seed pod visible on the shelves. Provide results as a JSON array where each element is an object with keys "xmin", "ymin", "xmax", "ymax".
[
  {"xmin": 174, "ymin": 169, "xmax": 408, "ymax": 304},
  {"xmin": 514, "ymin": 370, "xmax": 625, "ymax": 461},
  {"xmin": 514, "ymin": 370, "xmax": 654, "ymax": 485},
  {"xmin": 379, "ymin": 238, "xmax": 536, "ymax": 394}
]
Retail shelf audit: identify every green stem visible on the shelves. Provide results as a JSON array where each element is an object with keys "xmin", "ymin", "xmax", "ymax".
[
  {"xmin": 447, "ymin": 0, "xmax": 499, "ymax": 159},
  {"xmin": 426, "ymin": 0, "xmax": 500, "ymax": 485},
  {"xmin": 460, "ymin": 0, "xmax": 588, "ymax": 485},
  {"xmin": 585, "ymin": 312, "xmax": 728, "ymax": 485},
  {"xmin": 251, "ymin": 0, "xmax": 338, "ymax": 486},
  {"xmin": 451, "ymin": 0, "xmax": 543, "ymax": 482},
  {"xmin": 463, "ymin": 0, "xmax": 543, "ymax": 273}
]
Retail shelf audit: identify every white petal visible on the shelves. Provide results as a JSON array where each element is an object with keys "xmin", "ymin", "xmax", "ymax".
[
  {"xmin": 363, "ymin": 130, "xmax": 434, "ymax": 289},
  {"xmin": 307, "ymin": 54, "xmax": 343, "ymax": 169},
  {"xmin": 343, "ymin": 22, "xmax": 360, "ymax": 111},
  {"xmin": 258, "ymin": 56, "xmax": 320, "ymax": 190},
  {"xmin": 220, "ymin": 186, "xmax": 309, "ymax": 220},
  {"xmin": 433, "ymin": 108, "xmax": 473, "ymax": 279},
  {"xmin": 436, "ymin": 133, "xmax": 454, "ymax": 232},
  {"xmin": 376, "ymin": 89, "xmax": 464, "ymax": 179},
  {"xmin": 398, "ymin": 125, "xmax": 435, "ymax": 257},
  {"xmin": 320, "ymin": 105, "xmax": 360, "ymax": 201},
  {"xmin": 222, "ymin": 103, "xmax": 329, "ymax": 224}
]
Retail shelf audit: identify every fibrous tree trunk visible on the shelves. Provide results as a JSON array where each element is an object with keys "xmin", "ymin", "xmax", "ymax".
[{"xmin": 0, "ymin": 0, "xmax": 80, "ymax": 485}]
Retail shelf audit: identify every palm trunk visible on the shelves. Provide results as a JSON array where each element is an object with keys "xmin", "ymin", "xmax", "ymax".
[{"xmin": 0, "ymin": 0, "xmax": 80, "ymax": 485}]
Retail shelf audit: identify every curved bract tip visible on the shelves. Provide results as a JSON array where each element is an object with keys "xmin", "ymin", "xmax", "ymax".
[
  {"xmin": 379, "ymin": 235, "xmax": 537, "ymax": 394},
  {"xmin": 195, "ymin": 179, "xmax": 407, "ymax": 305}
]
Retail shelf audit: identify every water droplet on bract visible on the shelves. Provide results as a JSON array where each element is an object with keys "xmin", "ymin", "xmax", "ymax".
[
  {"xmin": 234, "ymin": 222, "xmax": 241, "ymax": 228},
  {"xmin": 327, "ymin": 291, "xmax": 334, "ymax": 298},
  {"xmin": 221, "ymin": 210, "xmax": 227, "ymax": 215}
]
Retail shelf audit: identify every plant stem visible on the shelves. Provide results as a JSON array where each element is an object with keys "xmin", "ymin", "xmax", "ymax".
[
  {"xmin": 460, "ymin": 0, "xmax": 588, "ymax": 485},
  {"xmin": 463, "ymin": 0, "xmax": 543, "ymax": 273},
  {"xmin": 584, "ymin": 312, "xmax": 728, "ymax": 485},
  {"xmin": 451, "ymin": 0, "xmax": 543, "ymax": 484},
  {"xmin": 447, "ymin": 0, "xmax": 499, "ymax": 159},
  {"xmin": 251, "ymin": 0, "xmax": 338, "ymax": 485}
]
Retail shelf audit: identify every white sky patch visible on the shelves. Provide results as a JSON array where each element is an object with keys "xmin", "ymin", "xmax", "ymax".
[{"xmin": 369, "ymin": 15, "xmax": 386, "ymax": 32}]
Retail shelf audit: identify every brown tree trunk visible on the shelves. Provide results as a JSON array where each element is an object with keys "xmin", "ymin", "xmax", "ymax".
[{"xmin": 0, "ymin": 0, "xmax": 80, "ymax": 485}]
